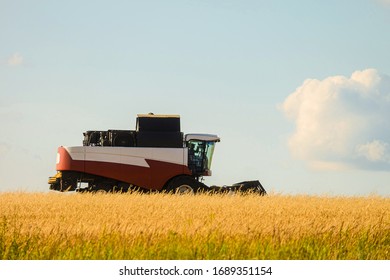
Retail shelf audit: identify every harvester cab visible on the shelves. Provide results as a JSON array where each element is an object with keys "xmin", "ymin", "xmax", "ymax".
[{"xmin": 185, "ymin": 134, "xmax": 220, "ymax": 178}]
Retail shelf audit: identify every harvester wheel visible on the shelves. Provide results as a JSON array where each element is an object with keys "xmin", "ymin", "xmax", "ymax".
[
  {"xmin": 93, "ymin": 181, "xmax": 115, "ymax": 193},
  {"xmin": 165, "ymin": 176, "xmax": 200, "ymax": 194},
  {"xmin": 95, "ymin": 189, "xmax": 108, "ymax": 194},
  {"xmin": 176, "ymin": 184, "xmax": 194, "ymax": 194}
]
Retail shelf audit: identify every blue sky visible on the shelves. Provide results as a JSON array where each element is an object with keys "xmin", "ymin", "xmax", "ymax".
[{"xmin": 1, "ymin": 0, "xmax": 390, "ymax": 196}]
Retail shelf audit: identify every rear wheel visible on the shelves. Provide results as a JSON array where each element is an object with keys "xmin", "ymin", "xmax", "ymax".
[
  {"xmin": 165, "ymin": 176, "xmax": 206, "ymax": 194},
  {"xmin": 91, "ymin": 179, "xmax": 121, "ymax": 193}
]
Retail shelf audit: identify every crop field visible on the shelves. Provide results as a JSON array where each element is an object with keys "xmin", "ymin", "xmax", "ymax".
[{"xmin": 0, "ymin": 192, "xmax": 389, "ymax": 260}]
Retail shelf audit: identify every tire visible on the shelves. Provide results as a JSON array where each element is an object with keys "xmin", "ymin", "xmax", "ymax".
[
  {"xmin": 94, "ymin": 189, "xmax": 108, "ymax": 194},
  {"xmin": 165, "ymin": 176, "xmax": 206, "ymax": 194},
  {"xmin": 92, "ymin": 181, "xmax": 114, "ymax": 193}
]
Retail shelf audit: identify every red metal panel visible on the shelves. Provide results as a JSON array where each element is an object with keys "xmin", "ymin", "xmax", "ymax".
[
  {"xmin": 148, "ymin": 159, "xmax": 192, "ymax": 190},
  {"xmin": 56, "ymin": 147, "xmax": 84, "ymax": 172},
  {"xmin": 55, "ymin": 146, "xmax": 192, "ymax": 190},
  {"xmin": 84, "ymin": 160, "xmax": 151, "ymax": 188}
]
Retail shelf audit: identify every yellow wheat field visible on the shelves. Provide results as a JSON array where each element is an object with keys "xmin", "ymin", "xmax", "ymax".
[{"xmin": 0, "ymin": 192, "xmax": 389, "ymax": 259}]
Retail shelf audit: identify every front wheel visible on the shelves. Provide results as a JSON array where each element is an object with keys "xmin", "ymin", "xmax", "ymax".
[{"xmin": 165, "ymin": 176, "xmax": 206, "ymax": 194}]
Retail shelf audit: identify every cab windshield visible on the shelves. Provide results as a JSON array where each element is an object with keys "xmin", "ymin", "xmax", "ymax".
[
  {"xmin": 205, "ymin": 141, "xmax": 216, "ymax": 170},
  {"xmin": 187, "ymin": 140, "xmax": 216, "ymax": 175}
]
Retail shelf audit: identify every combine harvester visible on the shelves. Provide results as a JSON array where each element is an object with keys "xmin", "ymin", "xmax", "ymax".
[{"xmin": 48, "ymin": 113, "xmax": 266, "ymax": 195}]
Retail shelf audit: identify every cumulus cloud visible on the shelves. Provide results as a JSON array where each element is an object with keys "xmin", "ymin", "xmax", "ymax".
[
  {"xmin": 282, "ymin": 68, "xmax": 390, "ymax": 170},
  {"xmin": 356, "ymin": 140, "xmax": 389, "ymax": 162},
  {"xmin": 7, "ymin": 52, "xmax": 24, "ymax": 66}
]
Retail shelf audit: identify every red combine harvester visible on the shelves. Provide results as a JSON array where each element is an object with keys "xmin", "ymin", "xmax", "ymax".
[{"xmin": 48, "ymin": 114, "xmax": 266, "ymax": 194}]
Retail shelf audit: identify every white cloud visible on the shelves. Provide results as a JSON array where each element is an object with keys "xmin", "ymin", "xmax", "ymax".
[
  {"xmin": 282, "ymin": 69, "xmax": 390, "ymax": 170},
  {"xmin": 356, "ymin": 140, "xmax": 389, "ymax": 162},
  {"xmin": 7, "ymin": 52, "xmax": 24, "ymax": 66}
]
